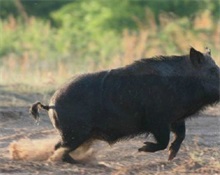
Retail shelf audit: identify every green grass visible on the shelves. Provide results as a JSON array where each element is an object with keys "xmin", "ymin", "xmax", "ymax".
[{"xmin": 0, "ymin": 11, "xmax": 219, "ymax": 89}]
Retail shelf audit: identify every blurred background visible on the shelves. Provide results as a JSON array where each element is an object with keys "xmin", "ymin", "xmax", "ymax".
[{"xmin": 0, "ymin": 0, "xmax": 219, "ymax": 88}]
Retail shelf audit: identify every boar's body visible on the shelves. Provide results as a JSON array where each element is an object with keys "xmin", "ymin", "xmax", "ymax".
[{"xmin": 30, "ymin": 48, "xmax": 220, "ymax": 163}]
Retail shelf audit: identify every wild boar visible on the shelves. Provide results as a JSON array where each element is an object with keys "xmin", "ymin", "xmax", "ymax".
[{"xmin": 30, "ymin": 47, "xmax": 219, "ymax": 163}]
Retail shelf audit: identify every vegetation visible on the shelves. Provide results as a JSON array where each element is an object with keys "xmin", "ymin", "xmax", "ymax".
[{"xmin": 0, "ymin": 0, "xmax": 219, "ymax": 87}]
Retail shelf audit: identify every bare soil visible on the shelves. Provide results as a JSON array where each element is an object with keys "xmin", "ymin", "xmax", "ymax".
[{"xmin": 0, "ymin": 86, "xmax": 220, "ymax": 175}]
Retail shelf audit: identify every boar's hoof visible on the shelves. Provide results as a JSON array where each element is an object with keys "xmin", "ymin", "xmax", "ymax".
[
  {"xmin": 62, "ymin": 154, "xmax": 79, "ymax": 164},
  {"xmin": 168, "ymin": 143, "xmax": 181, "ymax": 160},
  {"xmin": 138, "ymin": 146, "xmax": 146, "ymax": 152},
  {"xmin": 168, "ymin": 148, "xmax": 178, "ymax": 161},
  {"xmin": 139, "ymin": 141, "xmax": 168, "ymax": 152},
  {"xmin": 138, "ymin": 142, "xmax": 156, "ymax": 152}
]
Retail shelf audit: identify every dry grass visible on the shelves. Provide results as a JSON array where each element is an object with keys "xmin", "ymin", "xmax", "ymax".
[{"xmin": 0, "ymin": 11, "xmax": 219, "ymax": 89}]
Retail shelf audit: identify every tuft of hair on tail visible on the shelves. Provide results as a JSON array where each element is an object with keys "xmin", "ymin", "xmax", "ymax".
[{"xmin": 29, "ymin": 101, "xmax": 50, "ymax": 122}]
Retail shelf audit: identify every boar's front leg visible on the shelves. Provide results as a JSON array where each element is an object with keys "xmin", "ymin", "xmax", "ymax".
[
  {"xmin": 168, "ymin": 121, "xmax": 185, "ymax": 160},
  {"xmin": 138, "ymin": 124, "xmax": 170, "ymax": 153}
]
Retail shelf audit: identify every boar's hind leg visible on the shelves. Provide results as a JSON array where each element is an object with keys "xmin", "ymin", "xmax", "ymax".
[
  {"xmin": 168, "ymin": 121, "xmax": 185, "ymax": 161},
  {"xmin": 60, "ymin": 132, "xmax": 91, "ymax": 164},
  {"xmin": 138, "ymin": 124, "xmax": 170, "ymax": 153}
]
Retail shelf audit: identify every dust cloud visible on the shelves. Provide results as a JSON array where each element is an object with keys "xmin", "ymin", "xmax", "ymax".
[{"xmin": 8, "ymin": 138, "xmax": 96, "ymax": 163}]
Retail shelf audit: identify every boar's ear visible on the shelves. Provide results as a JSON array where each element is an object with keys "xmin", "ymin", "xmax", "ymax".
[{"xmin": 189, "ymin": 47, "xmax": 205, "ymax": 66}]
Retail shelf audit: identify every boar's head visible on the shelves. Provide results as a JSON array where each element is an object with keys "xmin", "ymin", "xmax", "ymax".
[{"xmin": 189, "ymin": 47, "xmax": 220, "ymax": 103}]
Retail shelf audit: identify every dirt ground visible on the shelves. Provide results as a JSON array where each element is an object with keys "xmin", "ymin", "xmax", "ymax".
[{"xmin": 0, "ymin": 86, "xmax": 220, "ymax": 175}]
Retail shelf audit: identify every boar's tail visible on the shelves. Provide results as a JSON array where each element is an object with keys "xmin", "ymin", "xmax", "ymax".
[{"xmin": 29, "ymin": 101, "xmax": 50, "ymax": 121}]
